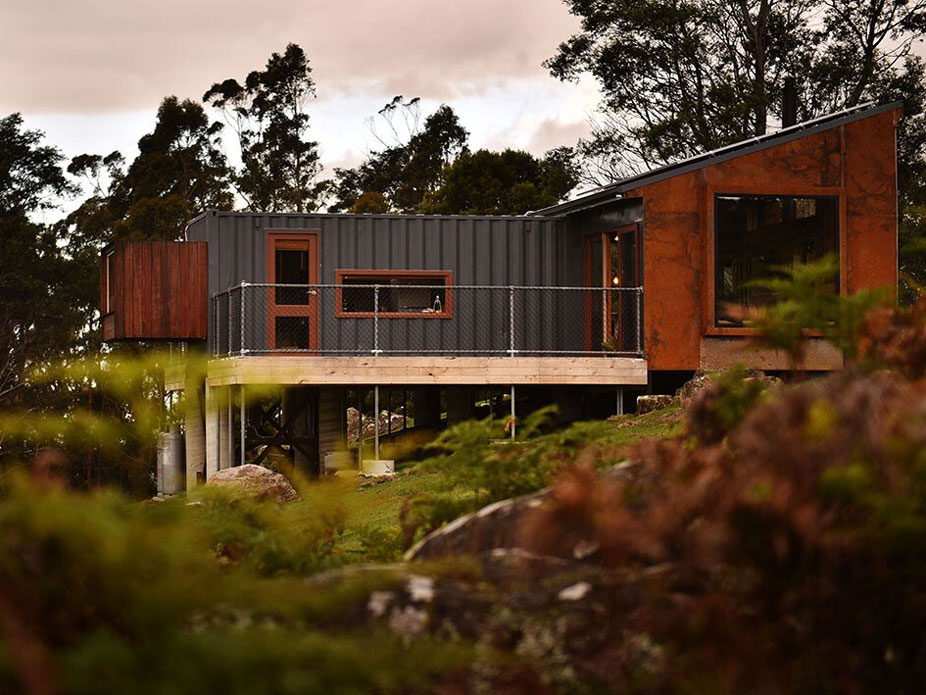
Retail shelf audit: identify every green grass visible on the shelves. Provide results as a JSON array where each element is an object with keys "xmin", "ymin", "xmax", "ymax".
[{"xmin": 333, "ymin": 404, "xmax": 683, "ymax": 560}]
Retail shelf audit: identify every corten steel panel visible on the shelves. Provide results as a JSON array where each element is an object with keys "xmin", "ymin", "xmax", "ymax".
[
  {"xmin": 100, "ymin": 241, "xmax": 208, "ymax": 341},
  {"xmin": 844, "ymin": 111, "xmax": 900, "ymax": 294},
  {"xmin": 623, "ymin": 106, "xmax": 901, "ymax": 371}
]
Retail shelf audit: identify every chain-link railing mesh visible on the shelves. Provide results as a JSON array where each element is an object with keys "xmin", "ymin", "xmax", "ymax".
[{"xmin": 212, "ymin": 284, "xmax": 643, "ymax": 357}]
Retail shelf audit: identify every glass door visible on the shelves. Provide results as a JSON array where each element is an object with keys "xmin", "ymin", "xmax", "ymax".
[
  {"xmin": 608, "ymin": 227, "xmax": 640, "ymax": 352},
  {"xmin": 267, "ymin": 233, "xmax": 319, "ymax": 351},
  {"xmin": 585, "ymin": 225, "xmax": 640, "ymax": 353}
]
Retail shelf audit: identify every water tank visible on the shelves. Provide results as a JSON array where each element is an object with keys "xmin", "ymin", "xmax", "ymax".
[{"xmin": 156, "ymin": 431, "xmax": 186, "ymax": 496}]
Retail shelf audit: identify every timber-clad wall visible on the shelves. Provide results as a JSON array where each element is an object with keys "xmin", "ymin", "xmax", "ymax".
[
  {"xmin": 101, "ymin": 240, "xmax": 208, "ymax": 341},
  {"xmin": 186, "ymin": 212, "xmax": 580, "ymax": 352}
]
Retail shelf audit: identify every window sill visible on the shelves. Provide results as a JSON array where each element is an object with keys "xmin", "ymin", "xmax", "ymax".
[
  {"xmin": 706, "ymin": 326, "xmax": 826, "ymax": 338},
  {"xmin": 335, "ymin": 311, "xmax": 453, "ymax": 320}
]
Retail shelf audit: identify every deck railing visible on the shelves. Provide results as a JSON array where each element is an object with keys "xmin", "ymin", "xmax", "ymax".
[{"xmin": 211, "ymin": 283, "xmax": 644, "ymax": 358}]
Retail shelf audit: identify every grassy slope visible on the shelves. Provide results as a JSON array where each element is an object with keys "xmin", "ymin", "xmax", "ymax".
[{"xmin": 335, "ymin": 405, "xmax": 683, "ymax": 557}]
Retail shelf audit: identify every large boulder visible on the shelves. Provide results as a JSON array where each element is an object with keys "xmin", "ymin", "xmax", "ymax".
[
  {"xmin": 205, "ymin": 464, "xmax": 298, "ymax": 503},
  {"xmin": 405, "ymin": 488, "xmax": 551, "ymax": 561},
  {"xmin": 405, "ymin": 461, "xmax": 642, "ymax": 562}
]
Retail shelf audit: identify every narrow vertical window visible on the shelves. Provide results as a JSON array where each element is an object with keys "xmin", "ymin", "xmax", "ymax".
[{"xmin": 105, "ymin": 250, "xmax": 115, "ymax": 314}]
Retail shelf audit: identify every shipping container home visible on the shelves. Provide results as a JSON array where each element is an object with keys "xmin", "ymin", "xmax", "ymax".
[{"xmin": 104, "ymin": 101, "xmax": 902, "ymax": 488}]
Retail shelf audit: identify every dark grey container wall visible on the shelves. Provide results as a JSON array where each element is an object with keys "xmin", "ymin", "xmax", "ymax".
[{"xmin": 186, "ymin": 211, "xmax": 593, "ymax": 353}]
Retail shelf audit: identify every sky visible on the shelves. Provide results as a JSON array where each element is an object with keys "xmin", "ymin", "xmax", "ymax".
[{"xmin": 0, "ymin": 0, "xmax": 601, "ymax": 181}]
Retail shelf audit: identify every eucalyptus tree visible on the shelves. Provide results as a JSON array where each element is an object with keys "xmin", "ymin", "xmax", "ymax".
[
  {"xmin": 548, "ymin": 0, "xmax": 926, "ymax": 182},
  {"xmin": 204, "ymin": 43, "xmax": 326, "ymax": 213}
]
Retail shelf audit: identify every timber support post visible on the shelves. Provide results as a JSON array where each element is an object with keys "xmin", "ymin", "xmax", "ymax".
[
  {"xmin": 184, "ymin": 368, "xmax": 205, "ymax": 488},
  {"xmin": 205, "ymin": 381, "xmax": 219, "ymax": 480}
]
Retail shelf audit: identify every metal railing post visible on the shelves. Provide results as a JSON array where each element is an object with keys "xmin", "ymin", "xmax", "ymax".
[
  {"xmin": 227, "ymin": 291, "xmax": 233, "ymax": 356},
  {"xmin": 211, "ymin": 294, "xmax": 218, "ymax": 356},
  {"xmin": 373, "ymin": 285, "xmax": 380, "ymax": 356},
  {"xmin": 508, "ymin": 286, "xmax": 515, "ymax": 357},
  {"xmin": 374, "ymin": 385, "xmax": 380, "ymax": 460},
  {"xmin": 239, "ymin": 283, "xmax": 247, "ymax": 355},
  {"xmin": 636, "ymin": 288, "xmax": 642, "ymax": 355}
]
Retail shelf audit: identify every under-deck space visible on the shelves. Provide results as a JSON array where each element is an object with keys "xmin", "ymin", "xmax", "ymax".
[{"xmin": 194, "ymin": 354, "xmax": 647, "ymax": 486}]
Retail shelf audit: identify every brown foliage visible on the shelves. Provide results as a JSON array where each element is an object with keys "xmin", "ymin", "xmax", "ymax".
[
  {"xmin": 521, "ymin": 368, "xmax": 926, "ymax": 693},
  {"xmin": 858, "ymin": 295, "xmax": 926, "ymax": 378}
]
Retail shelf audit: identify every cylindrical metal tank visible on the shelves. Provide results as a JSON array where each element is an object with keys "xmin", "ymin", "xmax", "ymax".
[{"xmin": 156, "ymin": 430, "xmax": 186, "ymax": 495}]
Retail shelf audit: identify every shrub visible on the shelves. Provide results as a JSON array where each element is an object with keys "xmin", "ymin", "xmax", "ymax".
[
  {"xmin": 684, "ymin": 367, "xmax": 774, "ymax": 445},
  {"xmin": 858, "ymin": 295, "xmax": 926, "ymax": 378},
  {"xmin": 420, "ymin": 405, "xmax": 562, "ymax": 505},
  {"xmin": 521, "ymin": 369, "xmax": 926, "ymax": 692},
  {"xmin": 0, "ymin": 472, "xmax": 472, "ymax": 694}
]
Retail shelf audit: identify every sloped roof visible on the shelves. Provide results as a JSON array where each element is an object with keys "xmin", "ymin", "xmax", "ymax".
[{"xmin": 532, "ymin": 101, "xmax": 902, "ymax": 217}]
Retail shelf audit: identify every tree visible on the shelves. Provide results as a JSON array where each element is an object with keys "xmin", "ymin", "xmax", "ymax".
[
  {"xmin": 421, "ymin": 147, "xmax": 580, "ymax": 215},
  {"xmin": 328, "ymin": 98, "xmax": 468, "ymax": 213},
  {"xmin": 117, "ymin": 97, "xmax": 233, "ymax": 239},
  {"xmin": 0, "ymin": 115, "xmax": 86, "ymax": 410},
  {"xmin": 65, "ymin": 97, "xmax": 233, "ymax": 244},
  {"xmin": 204, "ymin": 43, "xmax": 326, "ymax": 213},
  {"xmin": 548, "ymin": 0, "xmax": 926, "ymax": 183},
  {"xmin": 549, "ymin": 0, "xmax": 926, "ymax": 300}
]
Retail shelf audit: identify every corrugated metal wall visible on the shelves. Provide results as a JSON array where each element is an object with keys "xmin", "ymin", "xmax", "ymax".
[
  {"xmin": 187, "ymin": 211, "xmax": 589, "ymax": 353},
  {"xmin": 186, "ymin": 211, "xmax": 570, "ymax": 292}
]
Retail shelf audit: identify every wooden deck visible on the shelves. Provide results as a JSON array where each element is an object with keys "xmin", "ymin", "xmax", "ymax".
[{"xmin": 204, "ymin": 355, "xmax": 648, "ymax": 387}]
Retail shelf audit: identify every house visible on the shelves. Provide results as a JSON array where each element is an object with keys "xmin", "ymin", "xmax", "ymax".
[{"xmin": 100, "ymin": 100, "xmax": 902, "ymax": 489}]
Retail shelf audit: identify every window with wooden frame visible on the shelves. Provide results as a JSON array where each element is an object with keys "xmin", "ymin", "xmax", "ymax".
[
  {"xmin": 335, "ymin": 270, "xmax": 453, "ymax": 319},
  {"xmin": 714, "ymin": 194, "xmax": 839, "ymax": 327}
]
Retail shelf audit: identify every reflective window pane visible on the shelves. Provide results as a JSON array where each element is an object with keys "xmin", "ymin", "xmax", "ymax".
[
  {"xmin": 715, "ymin": 195, "xmax": 838, "ymax": 326},
  {"xmin": 275, "ymin": 249, "xmax": 310, "ymax": 305}
]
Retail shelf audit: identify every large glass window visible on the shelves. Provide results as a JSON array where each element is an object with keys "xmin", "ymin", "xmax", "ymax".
[
  {"xmin": 337, "ymin": 271, "xmax": 451, "ymax": 317},
  {"xmin": 715, "ymin": 194, "xmax": 839, "ymax": 326}
]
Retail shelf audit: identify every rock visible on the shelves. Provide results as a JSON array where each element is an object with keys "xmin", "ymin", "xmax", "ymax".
[
  {"xmin": 674, "ymin": 368, "xmax": 717, "ymax": 406},
  {"xmin": 675, "ymin": 368, "xmax": 782, "ymax": 408},
  {"xmin": 636, "ymin": 394, "xmax": 674, "ymax": 414},
  {"xmin": 405, "ymin": 461, "xmax": 643, "ymax": 562},
  {"xmin": 206, "ymin": 464, "xmax": 298, "ymax": 503},
  {"xmin": 405, "ymin": 488, "xmax": 551, "ymax": 561},
  {"xmin": 347, "ymin": 407, "xmax": 408, "ymax": 443},
  {"xmin": 558, "ymin": 581, "xmax": 592, "ymax": 601}
]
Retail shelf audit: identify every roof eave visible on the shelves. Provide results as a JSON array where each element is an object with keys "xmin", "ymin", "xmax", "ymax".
[
  {"xmin": 614, "ymin": 100, "xmax": 903, "ymax": 194},
  {"xmin": 534, "ymin": 100, "xmax": 903, "ymax": 216},
  {"xmin": 530, "ymin": 187, "xmax": 624, "ymax": 216}
]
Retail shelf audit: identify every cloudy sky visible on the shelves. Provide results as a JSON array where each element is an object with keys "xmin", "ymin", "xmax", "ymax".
[{"xmin": 0, "ymin": 0, "xmax": 600, "ymax": 177}]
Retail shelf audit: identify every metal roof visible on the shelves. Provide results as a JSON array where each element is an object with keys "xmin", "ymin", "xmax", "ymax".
[{"xmin": 532, "ymin": 101, "xmax": 903, "ymax": 217}]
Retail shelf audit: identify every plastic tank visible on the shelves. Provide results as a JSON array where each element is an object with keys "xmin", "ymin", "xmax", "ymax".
[{"xmin": 156, "ymin": 430, "xmax": 186, "ymax": 495}]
